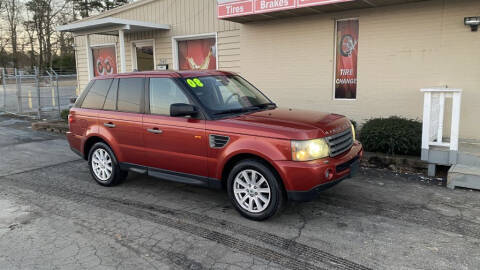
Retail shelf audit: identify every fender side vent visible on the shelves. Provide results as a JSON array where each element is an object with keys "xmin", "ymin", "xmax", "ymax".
[{"xmin": 209, "ymin": 134, "xmax": 229, "ymax": 148}]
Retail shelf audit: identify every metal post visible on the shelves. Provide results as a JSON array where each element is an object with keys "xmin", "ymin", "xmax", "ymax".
[
  {"xmin": 35, "ymin": 67, "xmax": 41, "ymax": 119},
  {"xmin": 2, "ymin": 68, "xmax": 7, "ymax": 113},
  {"xmin": 54, "ymin": 70, "xmax": 61, "ymax": 117},
  {"xmin": 47, "ymin": 70, "xmax": 54, "ymax": 107}
]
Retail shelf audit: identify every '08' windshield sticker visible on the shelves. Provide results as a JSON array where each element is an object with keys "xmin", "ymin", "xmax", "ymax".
[{"xmin": 186, "ymin": 78, "xmax": 204, "ymax": 88}]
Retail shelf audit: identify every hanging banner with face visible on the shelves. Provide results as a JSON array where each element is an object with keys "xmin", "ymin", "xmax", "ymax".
[
  {"xmin": 92, "ymin": 46, "xmax": 117, "ymax": 77},
  {"xmin": 178, "ymin": 38, "xmax": 217, "ymax": 70},
  {"xmin": 334, "ymin": 19, "xmax": 359, "ymax": 99}
]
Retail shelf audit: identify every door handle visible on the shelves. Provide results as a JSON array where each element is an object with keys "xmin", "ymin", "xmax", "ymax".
[
  {"xmin": 104, "ymin": 122, "xmax": 115, "ymax": 128},
  {"xmin": 147, "ymin": 128, "xmax": 163, "ymax": 134}
]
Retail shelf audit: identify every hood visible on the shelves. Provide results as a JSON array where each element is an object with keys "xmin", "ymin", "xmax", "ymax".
[{"xmin": 206, "ymin": 108, "xmax": 351, "ymax": 140}]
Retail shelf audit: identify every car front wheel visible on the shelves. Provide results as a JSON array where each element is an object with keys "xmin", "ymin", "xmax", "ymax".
[
  {"xmin": 227, "ymin": 159, "xmax": 285, "ymax": 221},
  {"xmin": 88, "ymin": 142, "xmax": 127, "ymax": 186}
]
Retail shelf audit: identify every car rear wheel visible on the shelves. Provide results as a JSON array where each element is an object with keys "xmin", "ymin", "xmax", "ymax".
[
  {"xmin": 227, "ymin": 159, "xmax": 285, "ymax": 221},
  {"xmin": 88, "ymin": 142, "xmax": 127, "ymax": 186}
]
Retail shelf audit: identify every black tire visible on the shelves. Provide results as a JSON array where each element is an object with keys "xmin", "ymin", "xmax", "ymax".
[
  {"xmin": 227, "ymin": 159, "xmax": 285, "ymax": 221},
  {"xmin": 88, "ymin": 142, "xmax": 127, "ymax": 186}
]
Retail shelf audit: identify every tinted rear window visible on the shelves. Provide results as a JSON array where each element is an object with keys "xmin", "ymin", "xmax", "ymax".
[
  {"xmin": 117, "ymin": 78, "xmax": 144, "ymax": 113},
  {"xmin": 74, "ymin": 80, "xmax": 94, "ymax": 108},
  {"xmin": 81, "ymin": 79, "xmax": 113, "ymax": 109}
]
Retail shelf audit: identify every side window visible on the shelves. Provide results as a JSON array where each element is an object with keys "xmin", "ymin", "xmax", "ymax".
[
  {"xmin": 149, "ymin": 78, "xmax": 190, "ymax": 115},
  {"xmin": 74, "ymin": 80, "xmax": 94, "ymax": 108},
  {"xmin": 117, "ymin": 77, "xmax": 144, "ymax": 113},
  {"xmin": 103, "ymin": 79, "xmax": 118, "ymax": 110},
  {"xmin": 81, "ymin": 79, "xmax": 113, "ymax": 109}
]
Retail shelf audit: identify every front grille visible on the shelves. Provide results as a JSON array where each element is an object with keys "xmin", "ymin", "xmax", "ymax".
[
  {"xmin": 209, "ymin": 134, "xmax": 230, "ymax": 148},
  {"xmin": 326, "ymin": 128, "xmax": 354, "ymax": 157}
]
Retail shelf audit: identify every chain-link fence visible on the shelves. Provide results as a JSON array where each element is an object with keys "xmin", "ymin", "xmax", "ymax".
[{"xmin": 0, "ymin": 67, "xmax": 78, "ymax": 120}]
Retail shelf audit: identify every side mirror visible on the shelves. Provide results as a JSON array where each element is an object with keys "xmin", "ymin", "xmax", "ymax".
[
  {"xmin": 170, "ymin": 103, "xmax": 198, "ymax": 117},
  {"xmin": 70, "ymin": 97, "xmax": 77, "ymax": 104}
]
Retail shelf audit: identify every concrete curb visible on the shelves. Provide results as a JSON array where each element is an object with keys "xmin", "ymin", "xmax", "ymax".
[
  {"xmin": 31, "ymin": 121, "xmax": 68, "ymax": 134},
  {"xmin": 362, "ymin": 151, "xmax": 427, "ymax": 172}
]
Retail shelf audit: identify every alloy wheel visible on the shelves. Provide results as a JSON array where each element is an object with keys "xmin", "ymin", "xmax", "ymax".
[
  {"xmin": 91, "ymin": 148, "xmax": 113, "ymax": 182},
  {"xmin": 233, "ymin": 169, "xmax": 271, "ymax": 213}
]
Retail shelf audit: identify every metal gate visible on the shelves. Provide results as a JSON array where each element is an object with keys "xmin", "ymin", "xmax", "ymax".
[{"xmin": 1, "ymin": 67, "xmax": 78, "ymax": 119}]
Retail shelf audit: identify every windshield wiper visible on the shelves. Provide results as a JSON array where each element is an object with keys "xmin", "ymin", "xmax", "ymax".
[
  {"xmin": 213, "ymin": 103, "xmax": 276, "ymax": 116},
  {"xmin": 253, "ymin": 102, "xmax": 276, "ymax": 108},
  {"xmin": 213, "ymin": 108, "xmax": 251, "ymax": 115},
  {"xmin": 247, "ymin": 102, "xmax": 277, "ymax": 111}
]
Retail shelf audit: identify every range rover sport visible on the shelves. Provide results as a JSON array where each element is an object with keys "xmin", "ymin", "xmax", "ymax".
[{"xmin": 67, "ymin": 70, "xmax": 363, "ymax": 220}]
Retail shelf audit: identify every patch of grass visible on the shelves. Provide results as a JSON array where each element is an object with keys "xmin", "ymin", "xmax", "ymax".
[{"xmin": 60, "ymin": 109, "xmax": 69, "ymax": 122}]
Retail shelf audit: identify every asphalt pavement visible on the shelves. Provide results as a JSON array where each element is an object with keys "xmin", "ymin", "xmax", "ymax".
[{"xmin": 0, "ymin": 114, "xmax": 479, "ymax": 270}]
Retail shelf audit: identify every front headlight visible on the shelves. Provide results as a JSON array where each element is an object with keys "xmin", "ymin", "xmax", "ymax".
[
  {"xmin": 291, "ymin": 138, "xmax": 329, "ymax": 161},
  {"xmin": 351, "ymin": 123, "xmax": 356, "ymax": 141}
]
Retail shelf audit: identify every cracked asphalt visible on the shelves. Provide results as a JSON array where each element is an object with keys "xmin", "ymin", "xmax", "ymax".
[{"xmin": 0, "ymin": 115, "xmax": 479, "ymax": 269}]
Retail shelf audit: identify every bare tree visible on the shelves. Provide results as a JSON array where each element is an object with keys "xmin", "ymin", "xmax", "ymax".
[
  {"xmin": 26, "ymin": 0, "xmax": 69, "ymax": 71},
  {"xmin": 55, "ymin": 10, "xmax": 74, "ymax": 57},
  {"xmin": 3, "ymin": 0, "xmax": 21, "ymax": 68},
  {"xmin": 23, "ymin": 17, "xmax": 36, "ymax": 70},
  {"xmin": 0, "ymin": 34, "xmax": 10, "ymax": 68}
]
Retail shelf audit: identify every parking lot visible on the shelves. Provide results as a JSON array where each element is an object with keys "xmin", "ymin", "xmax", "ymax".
[{"xmin": 0, "ymin": 115, "xmax": 479, "ymax": 270}]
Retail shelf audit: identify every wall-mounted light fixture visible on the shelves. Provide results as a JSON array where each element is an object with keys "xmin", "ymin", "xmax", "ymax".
[{"xmin": 464, "ymin": 17, "xmax": 480, "ymax": 32}]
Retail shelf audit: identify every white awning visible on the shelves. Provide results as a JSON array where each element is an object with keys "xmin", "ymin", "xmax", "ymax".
[{"xmin": 57, "ymin": 17, "xmax": 170, "ymax": 36}]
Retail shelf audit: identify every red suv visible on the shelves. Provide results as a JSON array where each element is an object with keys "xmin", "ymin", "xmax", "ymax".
[{"xmin": 67, "ymin": 70, "xmax": 362, "ymax": 220}]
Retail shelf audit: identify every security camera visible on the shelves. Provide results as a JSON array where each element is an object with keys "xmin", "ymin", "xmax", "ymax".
[{"xmin": 464, "ymin": 17, "xmax": 480, "ymax": 32}]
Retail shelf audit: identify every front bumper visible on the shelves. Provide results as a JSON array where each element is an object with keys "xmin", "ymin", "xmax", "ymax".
[{"xmin": 274, "ymin": 141, "xmax": 363, "ymax": 202}]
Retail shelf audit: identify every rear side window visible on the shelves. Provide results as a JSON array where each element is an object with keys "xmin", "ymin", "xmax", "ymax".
[
  {"xmin": 74, "ymin": 80, "xmax": 94, "ymax": 108},
  {"xmin": 103, "ymin": 79, "xmax": 118, "ymax": 110},
  {"xmin": 149, "ymin": 78, "xmax": 190, "ymax": 115},
  {"xmin": 81, "ymin": 79, "xmax": 113, "ymax": 109},
  {"xmin": 117, "ymin": 78, "xmax": 144, "ymax": 113}
]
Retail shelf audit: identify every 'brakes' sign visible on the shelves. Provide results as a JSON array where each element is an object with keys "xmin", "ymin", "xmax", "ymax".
[
  {"xmin": 254, "ymin": 0, "xmax": 295, "ymax": 14},
  {"xmin": 217, "ymin": 0, "xmax": 353, "ymax": 18}
]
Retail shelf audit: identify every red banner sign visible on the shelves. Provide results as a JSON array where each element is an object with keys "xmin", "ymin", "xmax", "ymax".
[
  {"xmin": 178, "ymin": 38, "xmax": 217, "ymax": 70},
  {"xmin": 254, "ymin": 0, "xmax": 295, "ymax": 13},
  {"xmin": 297, "ymin": 0, "xmax": 352, "ymax": 8},
  {"xmin": 217, "ymin": 0, "xmax": 353, "ymax": 18},
  {"xmin": 218, "ymin": 0, "xmax": 253, "ymax": 18},
  {"xmin": 92, "ymin": 46, "xmax": 117, "ymax": 77},
  {"xmin": 334, "ymin": 19, "xmax": 359, "ymax": 99}
]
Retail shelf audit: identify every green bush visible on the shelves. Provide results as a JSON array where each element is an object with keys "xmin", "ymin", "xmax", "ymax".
[
  {"xmin": 60, "ymin": 109, "xmax": 70, "ymax": 122},
  {"xmin": 359, "ymin": 116, "xmax": 422, "ymax": 156}
]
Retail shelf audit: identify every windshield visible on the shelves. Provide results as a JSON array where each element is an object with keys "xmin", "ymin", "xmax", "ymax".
[{"xmin": 182, "ymin": 75, "xmax": 275, "ymax": 117}]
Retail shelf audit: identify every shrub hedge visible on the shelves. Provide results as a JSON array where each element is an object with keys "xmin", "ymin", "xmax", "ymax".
[
  {"xmin": 359, "ymin": 116, "xmax": 422, "ymax": 156},
  {"xmin": 60, "ymin": 109, "xmax": 69, "ymax": 121}
]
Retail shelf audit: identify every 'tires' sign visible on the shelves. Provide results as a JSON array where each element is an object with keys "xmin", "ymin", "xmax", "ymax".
[
  {"xmin": 217, "ymin": 0, "xmax": 353, "ymax": 18},
  {"xmin": 218, "ymin": 1, "xmax": 254, "ymax": 18}
]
